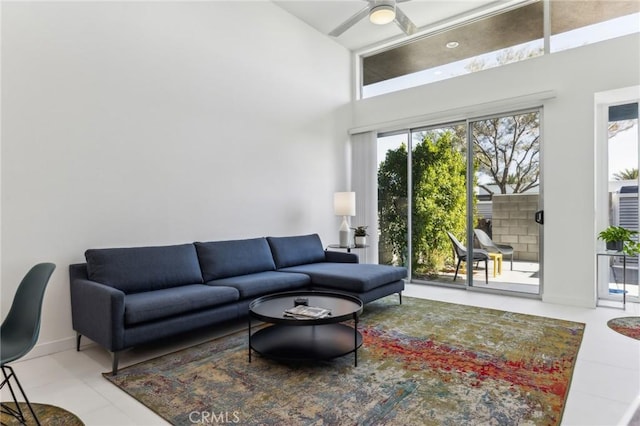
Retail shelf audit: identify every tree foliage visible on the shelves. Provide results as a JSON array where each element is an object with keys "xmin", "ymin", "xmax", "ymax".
[
  {"xmin": 378, "ymin": 131, "xmax": 469, "ymax": 275},
  {"xmin": 472, "ymin": 113, "xmax": 540, "ymax": 195}
]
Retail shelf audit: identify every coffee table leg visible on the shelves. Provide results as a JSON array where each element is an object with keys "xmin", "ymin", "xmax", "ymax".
[
  {"xmin": 248, "ymin": 315, "xmax": 252, "ymax": 363},
  {"xmin": 354, "ymin": 314, "xmax": 358, "ymax": 367}
]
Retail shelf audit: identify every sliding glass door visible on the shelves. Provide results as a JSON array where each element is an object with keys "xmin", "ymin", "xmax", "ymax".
[
  {"xmin": 469, "ymin": 110, "xmax": 541, "ymax": 295},
  {"xmin": 377, "ymin": 109, "xmax": 542, "ymax": 297}
]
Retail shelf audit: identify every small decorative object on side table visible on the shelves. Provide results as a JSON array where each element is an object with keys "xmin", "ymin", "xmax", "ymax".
[{"xmin": 351, "ymin": 225, "xmax": 368, "ymax": 247}]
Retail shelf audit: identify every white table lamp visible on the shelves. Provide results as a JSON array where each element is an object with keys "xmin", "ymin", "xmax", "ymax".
[{"xmin": 334, "ymin": 192, "xmax": 355, "ymax": 247}]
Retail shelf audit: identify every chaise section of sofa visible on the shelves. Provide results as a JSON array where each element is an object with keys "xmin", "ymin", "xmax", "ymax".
[{"xmin": 266, "ymin": 234, "xmax": 407, "ymax": 304}]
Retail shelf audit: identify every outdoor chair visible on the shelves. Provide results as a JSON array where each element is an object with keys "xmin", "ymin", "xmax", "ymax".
[
  {"xmin": 1, "ymin": 262, "xmax": 56, "ymax": 426},
  {"xmin": 446, "ymin": 232, "xmax": 489, "ymax": 284},
  {"xmin": 474, "ymin": 228, "xmax": 514, "ymax": 270}
]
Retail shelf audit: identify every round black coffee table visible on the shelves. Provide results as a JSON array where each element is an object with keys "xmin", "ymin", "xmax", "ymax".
[{"xmin": 248, "ymin": 291, "xmax": 363, "ymax": 366}]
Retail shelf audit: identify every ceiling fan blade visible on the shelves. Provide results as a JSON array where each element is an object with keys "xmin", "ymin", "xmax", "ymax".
[
  {"xmin": 329, "ymin": 5, "xmax": 370, "ymax": 37},
  {"xmin": 394, "ymin": 6, "xmax": 417, "ymax": 35}
]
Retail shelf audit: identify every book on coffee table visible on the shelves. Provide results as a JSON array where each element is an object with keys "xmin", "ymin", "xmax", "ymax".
[{"xmin": 283, "ymin": 305, "xmax": 331, "ymax": 319}]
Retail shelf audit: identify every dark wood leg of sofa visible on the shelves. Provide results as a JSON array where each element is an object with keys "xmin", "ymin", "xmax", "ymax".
[
  {"xmin": 111, "ymin": 352, "xmax": 120, "ymax": 376},
  {"xmin": 398, "ymin": 292, "xmax": 402, "ymax": 305},
  {"xmin": 76, "ymin": 333, "xmax": 82, "ymax": 351}
]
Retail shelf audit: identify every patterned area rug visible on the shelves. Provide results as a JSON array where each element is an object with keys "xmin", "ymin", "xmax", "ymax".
[
  {"xmin": 104, "ymin": 296, "xmax": 585, "ymax": 425},
  {"xmin": 607, "ymin": 316, "xmax": 640, "ymax": 340},
  {"xmin": 0, "ymin": 402, "xmax": 84, "ymax": 425}
]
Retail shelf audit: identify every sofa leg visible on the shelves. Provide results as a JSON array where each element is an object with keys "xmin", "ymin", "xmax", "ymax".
[
  {"xmin": 76, "ymin": 333, "xmax": 82, "ymax": 351},
  {"xmin": 111, "ymin": 352, "xmax": 120, "ymax": 376},
  {"xmin": 398, "ymin": 292, "xmax": 402, "ymax": 305}
]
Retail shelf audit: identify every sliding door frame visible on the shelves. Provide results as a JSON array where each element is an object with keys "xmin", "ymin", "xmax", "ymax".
[
  {"xmin": 376, "ymin": 106, "xmax": 544, "ymax": 299},
  {"xmin": 465, "ymin": 107, "xmax": 544, "ymax": 298}
]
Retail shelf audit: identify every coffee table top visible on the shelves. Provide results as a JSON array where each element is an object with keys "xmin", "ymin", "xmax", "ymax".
[{"xmin": 249, "ymin": 291, "xmax": 363, "ymax": 325}]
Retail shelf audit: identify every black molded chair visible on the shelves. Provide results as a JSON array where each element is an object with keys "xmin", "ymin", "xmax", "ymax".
[
  {"xmin": 446, "ymin": 232, "xmax": 488, "ymax": 284},
  {"xmin": 474, "ymin": 228, "xmax": 514, "ymax": 270},
  {"xmin": 1, "ymin": 262, "xmax": 56, "ymax": 426}
]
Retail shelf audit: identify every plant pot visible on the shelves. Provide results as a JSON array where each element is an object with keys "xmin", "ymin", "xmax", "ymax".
[
  {"xmin": 606, "ymin": 240, "xmax": 624, "ymax": 252},
  {"xmin": 354, "ymin": 236, "xmax": 366, "ymax": 246}
]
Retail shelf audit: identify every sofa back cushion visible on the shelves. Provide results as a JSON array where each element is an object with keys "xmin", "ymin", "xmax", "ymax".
[
  {"xmin": 267, "ymin": 234, "xmax": 326, "ymax": 269},
  {"xmin": 195, "ymin": 238, "xmax": 276, "ymax": 281},
  {"xmin": 85, "ymin": 244, "xmax": 203, "ymax": 293}
]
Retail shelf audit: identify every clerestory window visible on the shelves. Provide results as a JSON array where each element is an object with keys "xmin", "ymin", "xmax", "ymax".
[{"xmin": 361, "ymin": 0, "xmax": 640, "ymax": 98}]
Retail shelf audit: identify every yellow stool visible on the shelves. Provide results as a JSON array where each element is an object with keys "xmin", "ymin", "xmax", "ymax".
[{"xmin": 488, "ymin": 252, "xmax": 502, "ymax": 277}]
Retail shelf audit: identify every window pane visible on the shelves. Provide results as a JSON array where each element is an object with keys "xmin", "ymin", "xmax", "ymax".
[
  {"xmin": 410, "ymin": 124, "xmax": 467, "ymax": 284},
  {"xmin": 550, "ymin": 1, "xmax": 640, "ymax": 53},
  {"xmin": 377, "ymin": 133, "xmax": 409, "ymax": 267},
  {"xmin": 605, "ymin": 104, "xmax": 639, "ymax": 299},
  {"xmin": 470, "ymin": 112, "xmax": 541, "ymax": 295}
]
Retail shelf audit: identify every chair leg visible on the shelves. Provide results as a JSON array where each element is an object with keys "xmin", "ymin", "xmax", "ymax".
[
  {"xmin": 453, "ymin": 259, "xmax": 462, "ymax": 281},
  {"xmin": 485, "ymin": 260, "xmax": 488, "ymax": 284},
  {"xmin": 76, "ymin": 333, "xmax": 82, "ymax": 351},
  {"xmin": 1, "ymin": 365, "xmax": 41, "ymax": 426},
  {"xmin": 510, "ymin": 253, "xmax": 513, "ymax": 271}
]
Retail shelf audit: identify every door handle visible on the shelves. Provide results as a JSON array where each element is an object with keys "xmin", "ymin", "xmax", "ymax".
[{"xmin": 535, "ymin": 210, "xmax": 544, "ymax": 225}]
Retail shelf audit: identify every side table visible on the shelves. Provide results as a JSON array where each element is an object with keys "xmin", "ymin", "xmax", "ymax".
[
  {"xmin": 487, "ymin": 252, "xmax": 503, "ymax": 277},
  {"xmin": 326, "ymin": 244, "xmax": 369, "ymax": 254}
]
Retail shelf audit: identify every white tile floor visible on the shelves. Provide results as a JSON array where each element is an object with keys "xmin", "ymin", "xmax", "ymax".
[{"xmin": 2, "ymin": 284, "xmax": 640, "ymax": 425}]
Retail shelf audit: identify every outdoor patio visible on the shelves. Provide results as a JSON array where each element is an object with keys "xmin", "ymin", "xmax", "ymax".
[{"xmin": 424, "ymin": 258, "xmax": 640, "ymax": 300}]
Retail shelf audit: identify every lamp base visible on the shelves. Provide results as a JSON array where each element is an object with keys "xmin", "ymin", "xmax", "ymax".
[
  {"xmin": 339, "ymin": 216, "xmax": 351, "ymax": 247},
  {"xmin": 339, "ymin": 230, "xmax": 350, "ymax": 247}
]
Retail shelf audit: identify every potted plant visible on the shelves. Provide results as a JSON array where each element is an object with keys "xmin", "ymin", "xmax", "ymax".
[
  {"xmin": 598, "ymin": 226, "xmax": 639, "ymax": 255},
  {"xmin": 352, "ymin": 226, "xmax": 368, "ymax": 246}
]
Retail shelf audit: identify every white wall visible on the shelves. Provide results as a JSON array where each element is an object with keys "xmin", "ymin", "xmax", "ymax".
[
  {"xmin": 1, "ymin": 2, "xmax": 351, "ymax": 355},
  {"xmin": 351, "ymin": 34, "xmax": 640, "ymax": 308}
]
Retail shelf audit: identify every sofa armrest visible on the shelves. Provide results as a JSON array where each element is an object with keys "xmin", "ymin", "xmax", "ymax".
[
  {"xmin": 324, "ymin": 250, "xmax": 359, "ymax": 263},
  {"xmin": 70, "ymin": 278, "xmax": 126, "ymax": 351}
]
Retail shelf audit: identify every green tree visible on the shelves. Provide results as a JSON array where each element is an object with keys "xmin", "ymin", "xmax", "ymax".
[
  {"xmin": 472, "ymin": 113, "xmax": 540, "ymax": 195},
  {"xmin": 378, "ymin": 143, "xmax": 409, "ymax": 266},
  {"xmin": 378, "ymin": 131, "xmax": 470, "ymax": 275}
]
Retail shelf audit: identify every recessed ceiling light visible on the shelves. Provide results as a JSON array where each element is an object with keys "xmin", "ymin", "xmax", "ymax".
[{"xmin": 446, "ymin": 41, "xmax": 460, "ymax": 49}]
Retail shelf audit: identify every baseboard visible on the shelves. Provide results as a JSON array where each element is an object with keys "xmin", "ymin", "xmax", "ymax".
[
  {"xmin": 20, "ymin": 335, "xmax": 94, "ymax": 361},
  {"xmin": 542, "ymin": 294, "xmax": 596, "ymax": 308}
]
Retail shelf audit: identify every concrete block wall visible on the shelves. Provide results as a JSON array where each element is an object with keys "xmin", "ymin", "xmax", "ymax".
[{"xmin": 490, "ymin": 194, "xmax": 539, "ymax": 262}]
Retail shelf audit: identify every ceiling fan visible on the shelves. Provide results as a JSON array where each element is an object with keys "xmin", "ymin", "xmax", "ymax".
[{"xmin": 329, "ymin": 0, "xmax": 417, "ymax": 37}]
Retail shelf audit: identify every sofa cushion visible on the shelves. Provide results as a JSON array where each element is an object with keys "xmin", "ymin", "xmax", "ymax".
[
  {"xmin": 278, "ymin": 263, "xmax": 407, "ymax": 293},
  {"xmin": 195, "ymin": 238, "xmax": 276, "ymax": 281},
  {"xmin": 207, "ymin": 271, "xmax": 310, "ymax": 299},
  {"xmin": 85, "ymin": 244, "xmax": 203, "ymax": 294},
  {"xmin": 266, "ymin": 234, "xmax": 326, "ymax": 269},
  {"xmin": 124, "ymin": 284, "xmax": 239, "ymax": 326}
]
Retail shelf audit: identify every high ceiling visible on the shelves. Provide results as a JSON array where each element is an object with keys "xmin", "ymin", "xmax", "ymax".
[
  {"xmin": 275, "ymin": 0, "xmax": 640, "ymax": 87},
  {"xmin": 273, "ymin": 0, "xmax": 527, "ymax": 51}
]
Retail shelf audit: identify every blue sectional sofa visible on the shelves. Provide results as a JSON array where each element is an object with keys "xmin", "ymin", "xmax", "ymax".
[{"xmin": 69, "ymin": 234, "xmax": 406, "ymax": 374}]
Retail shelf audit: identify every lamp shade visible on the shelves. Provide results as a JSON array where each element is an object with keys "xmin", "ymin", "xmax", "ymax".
[{"xmin": 334, "ymin": 192, "xmax": 356, "ymax": 216}]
